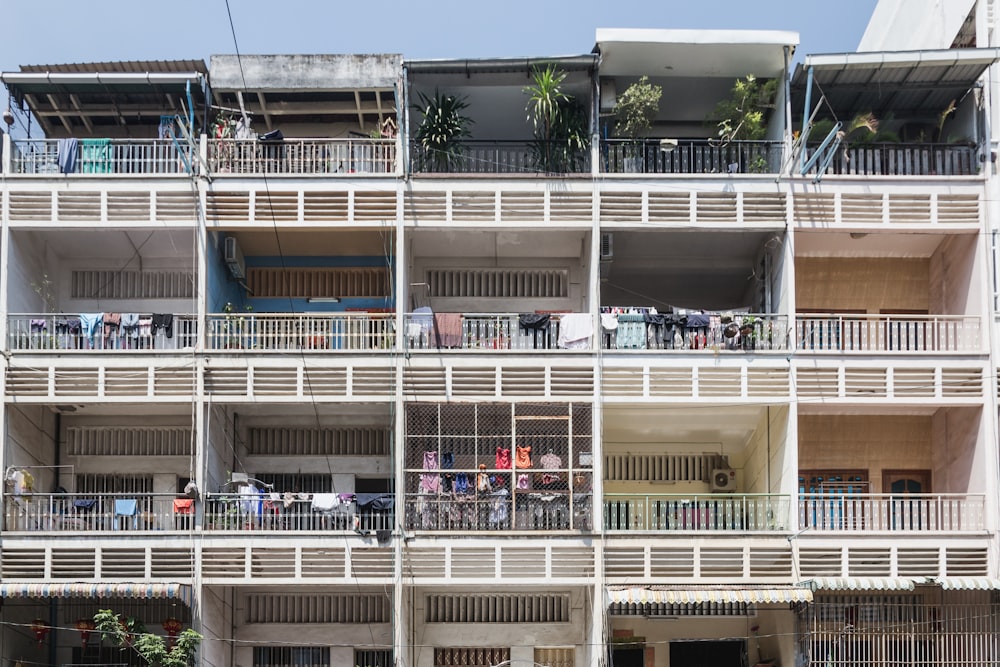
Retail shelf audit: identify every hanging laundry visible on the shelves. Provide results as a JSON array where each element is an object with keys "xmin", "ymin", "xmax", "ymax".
[
  {"xmin": 495, "ymin": 447, "xmax": 511, "ymax": 469},
  {"xmin": 515, "ymin": 445, "xmax": 532, "ymax": 468}
]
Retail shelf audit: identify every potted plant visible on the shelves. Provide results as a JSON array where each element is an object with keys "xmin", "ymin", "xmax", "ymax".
[
  {"xmin": 221, "ymin": 301, "xmax": 254, "ymax": 349},
  {"xmin": 710, "ymin": 75, "xmax": 778, "ymax": 173},
  {"xmin": 524, "ymin": 65, "xmax": 590, "ymax": 173},
  {"xmin": 612, "ymin": 75, "xmax": 662, "ymax": 172},
  {"xmin": 412, "ymin": 90, "xmax": 473, "ymax": 173}
]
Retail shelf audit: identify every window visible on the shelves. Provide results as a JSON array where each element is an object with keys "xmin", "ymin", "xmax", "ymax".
[
  {"xmin": 253, "ymin": 646, "xmax": 330, "ymax": 667},
  {"xmin": 355, "ymin": 649, "xmax": 393, "ymax": 667}
]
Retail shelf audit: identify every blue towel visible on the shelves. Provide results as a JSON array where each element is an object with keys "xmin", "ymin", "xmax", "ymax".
[
  {"xmin": 73, "ymin": 498, "xmax": 97, "ymax": 511},
  {"xmin": 114, "ymin": 499, "xmax": 138, "ymax": 516},
  {"xmin": 57, "ymin": 138, "xmax": 79, "ymax": 174}
]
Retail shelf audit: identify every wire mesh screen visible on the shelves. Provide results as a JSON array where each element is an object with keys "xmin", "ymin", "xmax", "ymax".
[
  {"xmin": 434, "ymin": 648, "xmax": 510, "ymax": 666},
  {"xmin": 253, "ymin": 646, "xmax": 331, "ymax": 667}
]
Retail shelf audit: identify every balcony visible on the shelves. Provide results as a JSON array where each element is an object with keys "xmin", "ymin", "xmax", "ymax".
[
  {"xmin": 403, "ymin": 492, "xmax": 592, "ymax": 532},
  {"xmin": 409, "ymin": 140, "xmax": 591, "ymax": 175},
  {"xmin": 203, "ymin": 493, "xmax": 393, "ymax": 532},
  {"xmin": 801, "ymin": 142, "xmax": 979, "ymax": 177},
  {"xmin": 207, "ymin": 137, "xmax": 395, "ymax": 175},
  {"xmin": 10, "ymin": 139, "xmax": 193, "ymax": 175},
  {"xmin": 604, "ymin": 493, "xmax": 791, "ymax": 533},
  {"xmin": 403, "ymin": 313, "xmax": 577, "ymax": 351},
  {"xmin": 794, "ymin": 314, "xmax": 981, "ymax": 353},
  {"xmin": 7, "ymin": 314, "xmax": 197, "ymax": 351},
  {"xmin": 601, "ymin": 139, "xmax": 783, "ymax": 175},
  {"xmin": 205, "ymin": 312, "xmax": 394, "ymax": 351},
  {"xmin": 601, "ymin": 313, "xmax": 789, "ymax": 352},
  {"xmin": 798, "ymin": 493, "xmax": 985, "ymax": 532},
  {"xmin": 4, "ymin": 493, "xmax": 187, "ymax": 532}
]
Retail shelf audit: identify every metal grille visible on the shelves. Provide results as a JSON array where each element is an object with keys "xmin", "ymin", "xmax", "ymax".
[
  {"xmin": 609, "ymin": 601, "xmax": 755, "ymax": 617},
  {"xmin": 66, "ymin": 426, "xmax": 192, "ymax": 457},
  {"xmin": 247, "ymin": 267, "xmax": 390, "ymax": 298},
  {"xmin": 55, "ymin": 597, "xmax": 190, "ymax": 624},
  {"xmin": 355, "ymin": 650, "xmax": 393, "ymax": 667},
  {"xmin": 253, "ymin": 647, "xmax": 330, "ymax": 667},
  {"xmin": 603, "ymin": 453, "xmax": 726, "ymax": 482},
  {"xmin": 246, "ymin": 593, "xmax": 389, "ymax": 623},
  {"xmin": 75, "ymin": 474, "xmax": 153, "ymax": 494},
  {"xmin": 71, "ymin": 270, "xmax": 194, "ymax": 299},
  {"xmin": 535, "ymin": 648, "xmax": 574, "ymax": 667},
  {"xmin": 427, "ymin": 268, "xmax": 568, "ymax": 298},
  {"xmin": 434, "ymin": 648, "xmax": 510, "ymax": 666},
  {"xmin": 252, "ymin": 474, "xmax": 331, "ymax": 494},
  {"xmin": 248, "ymin": 427, "xmax": 389, "ymax": 456},
  {"xmin": 425, "ymin": 594, "xmax": 570, "ymax": 623}
]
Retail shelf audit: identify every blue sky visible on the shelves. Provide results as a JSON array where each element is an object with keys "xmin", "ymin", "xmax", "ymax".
[{"xmin": 4, "ymin": 0, "xmax": 879, "ymax": 72}]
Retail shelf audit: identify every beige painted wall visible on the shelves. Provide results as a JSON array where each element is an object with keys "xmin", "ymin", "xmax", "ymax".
[
  {"xmin": 795, "ymin": 257, "xmax": 929, "ymax": 313},
  {"xmin": 737, "ymin": 405, "xmax": 791, "ymax": 495}
]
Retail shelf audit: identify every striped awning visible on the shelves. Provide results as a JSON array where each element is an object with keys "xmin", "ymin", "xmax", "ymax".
[
  {"xmin": 0, "ymin": 583, "xmax": 191, "ymax": 605},
  {"xmin": 607, "ymin": 587, "xmax": 812, "ymax": 605},
  {"xmin": 804, "ymin": 577, "xmax": 920, "ymax": 592},
  {"xmin": 937, "ymin": 578, "xmax": 1000, "ymax": 591}
]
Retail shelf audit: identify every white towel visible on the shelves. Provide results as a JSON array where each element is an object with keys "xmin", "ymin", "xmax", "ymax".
[
  {"xmin": 558, "ymin": 313, "xmax": 593, "ymax": 349},
  {"xmin": 600, "ymin": 313, "xmax": 619, "ymax": 331},
  {"xmin": 311, "ymin": 493, "xmax": 339, "ymax": 512}
]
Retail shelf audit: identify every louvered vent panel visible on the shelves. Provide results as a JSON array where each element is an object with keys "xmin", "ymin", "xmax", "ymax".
[
  {"xmin": 107, "ymin": 192, "xmax": 151, "ymax": 221},
  {"xmin": 499, "ymin": 192, "xmax": 543, "ymax": 220},
  {"xmin": 302, "ymin": 368, "xmax": 349, "ymax": 395},
  {"xmin": 450, "ymin": 548, "xmax": 497, "ymax": 578},
  {"xmin": 549, "ymin": 192, "xmax": 592, "ymax": 221},
  {"xmin": 844, "ymin": 368, "xmax": 887, "ymax": 397},
  {"xmin": 154, "ymin": 367, "xmax": 196, "ymax": 395},
  {"xmin": 246, "ymin": 593, "xmax": 389, "ymax": 623},
  {"xmin": 247, "ymin": 267, "xmax": 390, "ymax": 298},
  {"xmin": 746, "ymin": 368, "xmax": 790, "ymax": 396},
  {"xmin": 742, "ymin": 192, "xmax": 787, "ymax": 224},
  {"xmin": 795, "ymin": 368, "xmax": 839, "ymax": 398},
  {"xmin": 8, "ymin": 192, "xmax": 52, "ymax": 220},
  {"xmin": 889, "ymin": 194, "xmax": 932, "ymax": 223},
  {"xmin": 649, "ymin": 368, "xmax": 695, "ymax": 397},
  {"xmin": 499, "ymin": 367, "xmax": 542, "ymax": 397},
  {"xmin": 450, "ymin": 192, "xmax": 496, "ymax": 221},
  {"xmin": 403, "ymin": 549, "xmax": 447, "ymax": 578},
  {"xmin": 1, "ymin": 549, "xmax": 47, "ymax": 577},
  {"xmin": 252, "ymin": 368, "xmax": 300, "ymax": 396},
  {"xmin": 600, "ymin": 192, "xmax": 643, "ymax": 222},
  {"xmin": 550, "ymin": 547, "xmax": 596, "ymax": 578},
  {"xmin": 699, "ymin": 547, "xmax": 744, "ymax": 577},
  {"xmin": 699, "ymin": 368, "xmax": 743, "ymax": 397},
  {"xmin": 51, "ymin": 548, "xmax": 97, "ymax": 578},
  {"xmin": 71, "ymin": 270, "xmax": 194, "ymax": 299},
  {"xmin": 150, "ymin": 548, "xmax": 195, "ymax": 577},
  {"xmin": 434, "ymin": 648, "xmax": 510, "ymax": 666},
  {"xmin": 499, "ymin": 549, "xmax": 547, "ymax": 578},
  {"xmin": 300, "ymin": 547, "xmax": 347, "ymax": 577},
  {"xmin": 452, "ymin": 368, "xmax": 499, "ymax": 396},
  {"xmin": 254, "ymin": 191, "xmax": 299, "ymax": 222},
  {"xmin": 937, "ymin": 194, "xmax": 980, "ymax": 224},
  {"xmin": 351, "ymin": 549, "xmax": 395, "ymax": 577},
  {"xmin": 201, "ymin": 547, "xmax": 247, "ymax": 576},
  {"xmin": 427, "ymin": 269, "xmax": 567, "ymax": 298},
  {"xmin": 841, "ymin": 194, "xmax": 884, "ymax": 224},
  {"xmin": 944, "ymin": 547, "xmax": 988, "ymax": 576},
  {"xmin": 67, "ymin": 426, "xmax": 192, "ymax": 456},
  {"xmin": 941, "ymin": 368, "xmax": 983, "ymax": 397},
  {"xmin": 792, "ymin": 192, "xmax": 836, "ymax": 226},
  {"xmin": 54, "ymin": 369, "xmax": 101, "ymax": 396},
  {"xmin": 848, "ymin": 548, "xmax": 892, "ymax": 576},
  {"xmin": 354, "ymin": 191, "xmax": 397, "ymax": 220},
  {"xmin": 797, "ymin": 548, "xmax": 843, "ymax": 578},
  {"xmin": 57, "ymin": 192, "xmax": 102, "ymax": 221},
  {"xmin": 204, "ymin": 368, "xmax": 250, "ymax": 395},
  {"xmin": 405, "ymin": 192, "xmax": 448, "ymax": 221},
  {"xmin": 896, "ymin": 549, "xmax": 940, "ymax": 576},
  {"xmin": 403, "ymin": 368, "xmax": 447, "ymax": 394},
  {"xmin": 250, "ymin": 548, "xmax": 296, "ymax": 577},
  {"xmin": 604, "ymin": 547, "xmax": 646, "ymax": 577},
  {"xmin": 602, "ymin": 368, "xmax": 645, "ymax": 397},
  {"xmin": 893, "ymin": 369, "xmax": 936, "ymax": 396},
  {"xmin": 647, "ymin": 192, "xmax": 691, "ymax": 223},
  {"xmin": 649, "ymin": 547, "xmax": 696, "ymax": 577},
  {"xmin": 695, "ymin": 192, "xmax": 738, "ymax": 223},
  {"xmin": 101, "ymin": 548, "xmax": 148, "ymax": 577},
  {"xmin": 425, "ymin": 594, "xmax": 570, "ymax": 623},
  {"xmin": 154, "ymin": 191, "xmax": 198, "ymax": 220},
  {"xmin": 248, "ymin": 427, "xmax": 389, "ymax": 456},
  {"xmin": 549, "ymin": 368, "xmax": 595, "ymax": 396},
  {"xmin": 303, "ymin": 192, "xmax": 350, "ymax": 221},
  {"xmin": 4, "ymin": 368, "xmax": 50, "ymax": 396},
  {"xmin": 204, "ymin": 191, "xmax": 250, "ymax": 222},
  {"xmin": 604, "ymin": 453, "xmax": 725, "ymax": 482},
  {"xmin": 749, "ymin": 548, "xmax": 793, "ymax": 577}
]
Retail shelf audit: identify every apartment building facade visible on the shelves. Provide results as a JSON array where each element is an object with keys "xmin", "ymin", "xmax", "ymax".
[{"xmin": 0, "ymin": 2, "xmax": 998, "ymax": 667}]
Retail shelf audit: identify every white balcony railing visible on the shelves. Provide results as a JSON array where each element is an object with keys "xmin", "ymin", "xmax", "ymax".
[
  {"xmin": 799, "ymin": 493, "xmax": 985, "ymax": 532},
  {"xmin": 7, "ymin": 314, "xmax": 197, "ymax": 351},
  {"xmin": 604, "ymin": 493, "xmax": 791, "ymax": 532},
  {"xmin": 403, "ymin": 313, "xmax": 568, "ymax": 350},
  {"xmin": 205, "ymin": 312, "xmax": 394, "ymax": 351},
  {"xmin": 601, "ymin": 312, "xmax": 789, "ymax": 351},
  {"xmin": 10, "ymin": 138, "xmax": 193, "ymax": 175},
  {"xmin": 4, "ymin": 493, "xmax": 189, "ymax": 532},
  {"xmin": 404, "ymin": 492, "xmax": 593, "ymax": 532},
  {"xmin": 208, "ymin": 137, "xmax": 396, "ymax": 175},
  {"xmin": 203, "ymin": 493, "xmax": 393, "ymax": 532},
  {"xmin": 795, "ymin": 314, "xmax": 981, "ymax": 352}
]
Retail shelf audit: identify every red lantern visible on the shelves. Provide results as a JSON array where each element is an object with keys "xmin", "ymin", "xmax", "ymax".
[
  {"xmin": 162, "ymin": 617, "xmax": 183, "ymax": 647},
  {"xmin": 74, "ymin": 619, "xmax": 96, "ymax": 648},
  {"xmin": 119, "ymin": 618, "xmax": 133, "ymax": 647},
  {"xmin": 29, "ymin": 618, "xmax": 49, "ymax": 647}
]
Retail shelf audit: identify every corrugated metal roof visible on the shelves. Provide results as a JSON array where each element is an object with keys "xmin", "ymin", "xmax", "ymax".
[
  {"xmin": 790, "ymin": 48, "xmax": 1000, "ymax": 118},
  {"xmin": 607, "ymin": 586, "xmax": 813, "ymax": 605},
  {"xmin": 405, "ymin": 55, "xmax": 597, "ymax": 75},
  {"xmin": 17, "ymin": 60, "xmax": 207, "ymax": 75},
  {"xmin": 937, "ymin": 577, "xmax": 1000, "ymax": 590},
  {"xmin": 0, "ymin": 582, "xmax": 191, "ymax": 604},
  {"xmin": 805, "ymin": 577, "xmax": 920, "ymax": 591}
]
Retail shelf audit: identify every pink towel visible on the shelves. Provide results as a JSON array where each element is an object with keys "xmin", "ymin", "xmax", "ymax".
[{"xmin": 433, "ymin": 313, "xmax": 463, "ymax": 348}]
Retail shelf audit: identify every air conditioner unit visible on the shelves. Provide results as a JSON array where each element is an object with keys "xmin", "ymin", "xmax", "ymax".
[
  {"xmin": 711, "ymin": 468, "xmax": 738, "ymax": 492},
  {"xmin": 224, "ymin": 236, "xmax": 246, "ymax": 280},
  {"xmin": 600, "ymin": 232, "xmax": 613, "ymax": 261}
]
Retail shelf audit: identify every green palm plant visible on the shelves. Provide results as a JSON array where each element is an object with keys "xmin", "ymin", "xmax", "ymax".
[
  {"xmin": 524, "ymin": 65, "xmax": 590, "ymax": 172},
  {"xmin": 413, "ymin": 90, "xmax": 473, "ymax": 172}
]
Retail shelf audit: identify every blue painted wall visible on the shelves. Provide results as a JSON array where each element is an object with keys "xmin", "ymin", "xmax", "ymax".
[{"xmin": 206, "ymin": 232, "xmax": 247, "ymax": 312}]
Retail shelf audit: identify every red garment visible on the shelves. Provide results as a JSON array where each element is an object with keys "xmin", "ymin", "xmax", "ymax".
[
  {"xmin": 495, "ymin": 447, "xmax": 511, "ymax": 469},
  {"xmin": 515, "ymin": 445, "xmax": 532, "ymax": 469},
  {"xmin": 173, "ymin": 498, "xmax": 194, "ymax": 514}
]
